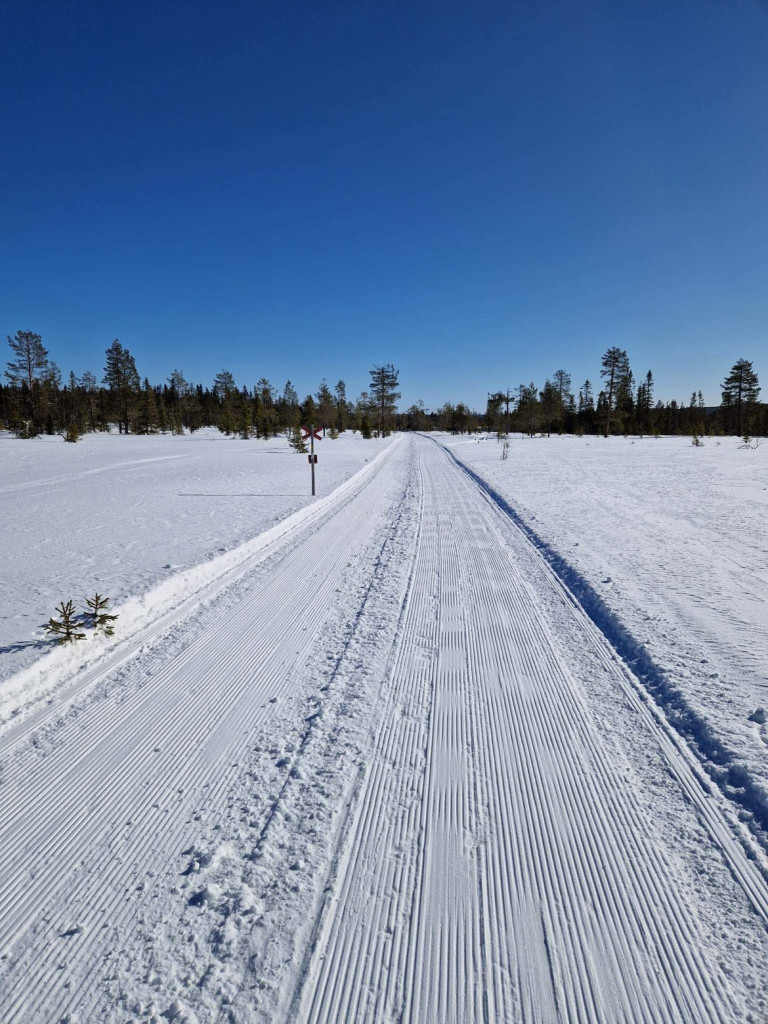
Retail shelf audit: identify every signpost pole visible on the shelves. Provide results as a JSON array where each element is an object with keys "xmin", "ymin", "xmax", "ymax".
[{"xmin": 311, "ymin": 423, "xmax": 316, "ymax": 496}]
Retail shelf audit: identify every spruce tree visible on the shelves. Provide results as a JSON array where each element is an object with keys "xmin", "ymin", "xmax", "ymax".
[
  {"xmin": 44, "ymin": 600, "xmax": 86, "ymax": 644},
  {"xmin": 288, "ymin": 425, "xmax": 308, "ymax": 452},
  {"xmin": 86, "ymin": 594, "xmax": 118, "ymax": 636}
]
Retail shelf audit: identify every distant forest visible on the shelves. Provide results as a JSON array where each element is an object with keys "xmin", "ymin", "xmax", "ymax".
[{"xmin": 2, "ymin": 332, "xmax": 765, "ymax": 441}]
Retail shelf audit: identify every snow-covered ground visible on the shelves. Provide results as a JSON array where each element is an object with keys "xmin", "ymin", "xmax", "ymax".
[
  {"xmin": 0, "ymin": 429, "xmax": 396, "ymax": 687},
  {"xmin": 435, "ymin": 432, "xmax": 768, "ymax": 841},
  {"xmin": 2, "ymin": 432, "xmax": 768, "ymax": 1023}
]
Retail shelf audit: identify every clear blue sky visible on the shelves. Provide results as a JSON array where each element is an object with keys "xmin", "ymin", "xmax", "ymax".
[{"xmin": 2, "ymin": 0, "xmax": 767, "ymax": 410}]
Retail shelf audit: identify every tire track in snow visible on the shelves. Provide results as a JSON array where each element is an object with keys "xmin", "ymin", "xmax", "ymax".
[{"xmin": 294, "ymin": 436, "xmax": 760, "ymax": 1023}]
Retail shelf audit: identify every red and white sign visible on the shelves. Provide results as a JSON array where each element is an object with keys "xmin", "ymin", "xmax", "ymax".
[{"xmin": 301, "ymin": 428, "xmax": 322, "ymax": 441}]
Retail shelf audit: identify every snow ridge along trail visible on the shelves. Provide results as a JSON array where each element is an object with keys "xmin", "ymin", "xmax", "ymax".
[{"xmin": 2, "ymin": 435, "xmax": 768, "ymax": 1022}]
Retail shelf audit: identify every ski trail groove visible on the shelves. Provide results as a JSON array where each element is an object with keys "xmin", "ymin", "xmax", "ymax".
[
  {"xmin": 294, "ymin": 436, "xmax": 762, "ymax": 1023},
  {"xmin": 2, "ymin": 435, "xmax": 766, "ymax": 1023},
  {"xmin": 0, "ymin": 440, "xmax": 407, "ymax": 1022}
]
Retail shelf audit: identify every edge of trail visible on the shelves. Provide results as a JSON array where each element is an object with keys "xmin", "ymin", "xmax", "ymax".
[
  {"xmin": 428, "ymin": 432, "xmax": 768, "ymax": 915},
  {"xmin": 0, "ymin": 435, "xmax": 403, "ymax": 741}
]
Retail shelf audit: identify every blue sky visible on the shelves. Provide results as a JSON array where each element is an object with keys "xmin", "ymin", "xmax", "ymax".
[{"xmin": 2, "ymin": 0, "xmax": 767, "ymax": 410}]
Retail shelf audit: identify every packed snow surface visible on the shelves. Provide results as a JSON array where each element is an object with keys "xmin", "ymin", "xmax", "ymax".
[
  {"xmin": 0, "ymin": 428, "xmax": 395, "ymax": 687},
  {"xmin": 1, "ymin": 431, "xmax": 768, "ymax": 1023},
  {"xmin": 437, "ymin": 432, "xmax": 768, "ymax": 840}
]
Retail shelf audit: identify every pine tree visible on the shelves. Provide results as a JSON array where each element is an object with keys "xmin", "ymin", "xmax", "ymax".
[
  {"xmin": 44, "ymin": 600, "xmax": 86, "ymax": 644},
  {"xmin": 302, "ymin": 394, "xmax": 317, "ymax": 428},
  {"xmin": 721, "ymin": 358, "xmax": 760, "ymax": 436},
  {"xmin": 552, "ymin": 369, "xmax": 572, "ymax": 431},
  {"xmin": 600, "ymin": 347, "xmax": 629, "ymax": 435},
  {"xmin": 288, "ymin": 425, "xmax": 308, "ymax": 452},
  {"xmin": 315, "ymin": 378, "xmax": 334, "ymax": 435},
  {"xmin": 579, "ymin": 380, "xmax": 594, "ymax": 413},
  {"xmin": 212, "ymin": 369, "xmax": 238, "ymax": 434},
  {"xmin": 369, "ymin": 364, "xmax": 400, "ymax": 436},
  {"xmin": 103, "ymin": 339, "xmax": 140, "ymax": 433},
  {"xmin": 5, "ymin": 330, "xmax": 49, "ymax": 390},
  {"xmin": 254, "ymin": 378, "xmax": 277, "ymax": 437},
  {"xmin": 516, "ymin": 382, "xmax": 540, "ymax": 437},
  {"xmin": 540, "ymin": 380, "xmax": 559, "ymax": 437},
  {"xmin": 80, "ymin": 370, "xmax": 99, "ymax": 431},
  {"xmin": 637, "ymin": 370, "xmax": 654, "ymax": 432},
  {"xmin": 334, "ymin": 380, "xmax": 347, "ymax": 432},
  {"xmin": 86, "ymin": 593, "xmax": 118, "ymax": 636},
  {"xmin": 167, "ymin": 369, "xmax": 189, "ymax": 433},
  {"xmin": 281, "ymin": 380, "xmax": 300, "ymax": 432},
  {"xmin": 137, "ymin": 377, "xmax": 160, "ymax": 434},
  {"xmin": 5, "ymin": 330, "xmax": 50, "ymax": 430}
]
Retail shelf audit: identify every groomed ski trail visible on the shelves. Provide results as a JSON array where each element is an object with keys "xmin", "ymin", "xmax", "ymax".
[
  {"xmin": 1, "ymin": 435, "xmax": 767, "ymax": 1023},
  {"xmin": 292, "ymin": 436, "xmax": 768, "ymax": 1024},
  {"xmin": 0, "ymin": 438, "xmax": 414, "ymax": 1022}
]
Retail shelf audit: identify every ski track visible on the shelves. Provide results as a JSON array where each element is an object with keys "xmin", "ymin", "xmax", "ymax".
[
  {"xmin": 0, "ymin": 439, "xmax": 407, "ymax": 1021},
  {"xmin": 2, "ymin": 435, "xmax": 767, "ymax": 1023},
  {"xmin": 293, "ymin": 438, "xmax": 767, "ymax": 1023}
]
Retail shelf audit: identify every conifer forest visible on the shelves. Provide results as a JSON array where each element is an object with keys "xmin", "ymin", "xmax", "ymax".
[{"xmin": 2, "ymin": 330, "xmax": 765, "ymax": 440}]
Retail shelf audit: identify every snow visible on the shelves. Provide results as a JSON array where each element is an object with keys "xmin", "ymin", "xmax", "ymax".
[
  {"xmin": 0, "ymin": 428, "xmax": 396, "ymax": 688},
  {"xmin": 434, "ymin": 432, "xmax": 768, "ymax": 843},
  {"xmin": 2, "ymin": 431, "xmax": 768, "ymax": 1022}
]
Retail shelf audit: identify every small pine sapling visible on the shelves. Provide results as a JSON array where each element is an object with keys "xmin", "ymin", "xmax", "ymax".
[
  {"xmin": 288, "ymin": 426, "xmax": 308, "ymax": 453},
  {"xmin": 86, "ymin": 593, "xmax": 118, "ymax": 636},
  {"xmin": 44, "ymin": 600, "xmax": 86, "ymax": 644},
  {"xmin": 739, "ymin": 435, "xmax": 760, "ymax": 450},
  {"xmin": 691, "ymin": 434, "xmax": 704, "ymax": 447}
]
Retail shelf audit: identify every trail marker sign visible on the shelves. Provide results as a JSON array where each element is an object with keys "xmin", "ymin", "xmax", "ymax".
[{"xmin": 303, "ymin": 424, "xmax": 320, "ymax": 495}]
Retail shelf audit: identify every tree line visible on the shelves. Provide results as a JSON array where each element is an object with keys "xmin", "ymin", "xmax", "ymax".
[
  {"xmin": 1, "ymin": 331, "xmax": 763, "ymax": 440},
  {"xmin": 1, "ymin": 331, "xmax": 401, "ymax": 441},
  {"xmin": 425, "ymin": 349, "xmax": 763, "ymax": 438}
]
